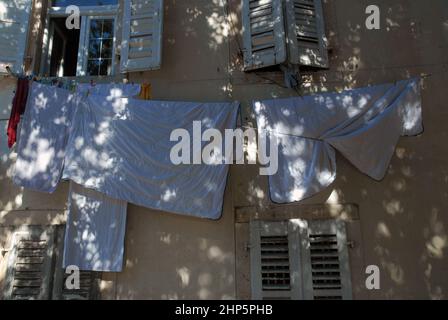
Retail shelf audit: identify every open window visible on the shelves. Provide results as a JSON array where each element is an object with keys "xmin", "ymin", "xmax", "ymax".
[
  {"xmin": 41, "ymin": 0, "xmax": 118, "ymax": 77},
  {"xmin": 41, "ymin": 0, "xmax": 163, "ymax": 76},
  {"xmin": 242, "ymin": 0, "xmax": 328, "ymax": 71}
]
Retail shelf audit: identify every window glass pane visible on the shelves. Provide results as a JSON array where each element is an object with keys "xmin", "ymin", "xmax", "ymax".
[
  {"xmin": 87, "ymin": 60, "xmax": 100, "ymax": 75},
  {"xmin": 88, "ymin": 40, "xmax": 101, "ymax": 58},
  {"xmin": 89, "ymin": 20, "xmax": 102, "ymax": 39},
  {"xmin": 99, "ymin": 59, "xmax": 112, "ymax": 75},
  {"xmin": 101, "ymin": 39, "xmax": 113, "ymax": 58},
  {"xmin": 102, "ymin": 21, "xmax": 114, "ymax": 39},
  {"xmin": 52, "ymin": 0, "xmax": 118, "ymax": 6},
  {"xmin": 87, "ymin": 18, "xmax": 114, "ymax": 76}
]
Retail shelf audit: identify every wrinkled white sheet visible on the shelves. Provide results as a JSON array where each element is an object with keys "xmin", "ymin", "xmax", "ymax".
[
  {"xmin": 63, "ymin": 182, "xmax": 127, "ymax": 272},
  {"xmin": 254, "ymin": 79, "xmax": 423, "ymax": 203},
  {"xmin": 13, "ymin": 82, "xmax": 76, "ymax": 192},
  {"xmin": 62, "ymin": 97, "xmax": 240, "ymax": 219},
  {"xmin": 76, "ymin": 83, "xmax": 141, "ymax": 98}
]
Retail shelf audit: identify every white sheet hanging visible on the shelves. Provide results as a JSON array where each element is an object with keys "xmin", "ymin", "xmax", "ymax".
[
  {"xmin": 13, "ymin": 82, "xmax": 76, "ymax": 193},
  {"xmin": 62, "ymin": 97, "xmax": 240, "ymax": 219},
  {"xmin": 253, "ymin": 79, "xmax": 423, "ymax": 203},
  {"xmin": 63, "ymin": 182, "xmax": 127, "ymax": 272},
  {"xmin": 13, "ymin": 82, "xmax": 239, "ymax": 219}
]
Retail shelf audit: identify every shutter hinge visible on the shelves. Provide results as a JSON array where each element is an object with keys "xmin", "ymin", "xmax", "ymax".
[{"xmin": 245, "ymin": 243, "xmax": 252, "ymax": 251}]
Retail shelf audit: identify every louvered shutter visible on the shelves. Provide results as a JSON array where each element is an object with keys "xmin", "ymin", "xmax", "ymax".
[
  {"xmin": 52, "ymin": 225, "xmax": 101, "ymax": 300},
  {"xmin": 3, "ymin": 226, "xmax": 57, "ymax": 300},
  {"xmin": 300, "ymin": 219, "xmax": 352, "ymax": 300},
  {"xmin": 250, "ymin": 221, "xmax": 302, "ymax": 300},
  {"xmin": 121, "ymin": 0, "xmax": 164, "ymax": 73},
  {"xmin": 4, "ymin": 225, "xmax": 101, "ymax": 300},
  {"xmin": 284, "ymin": 0, "xmax": 328, "ymax": 68},
  {"xmin": 0, "ymin": 0, "xmax": 32, "ymax": 74},
  {"xmin": 242, "ymin": 0, "xmax": 287, "ymax": 71},
  {"xmin": 53, "ymin": 271, "xmax": 100, "ymax": 300}
]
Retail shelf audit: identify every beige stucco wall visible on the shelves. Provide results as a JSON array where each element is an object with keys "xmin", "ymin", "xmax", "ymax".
[{"xmin": 1, "ymin": 0, "xmax": 447, "ymax": 299}]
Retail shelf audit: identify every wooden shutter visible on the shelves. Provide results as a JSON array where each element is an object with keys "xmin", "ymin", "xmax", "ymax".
[
  {"xmin": 4, "ymin": 225, "xmax": 101, "ymax": 300},
  {"xmin": 300, "ymin": 219, "xmax": 352, "ymax": 300},
  {"xmin": 0, "ymin": 0, "xmax": 32, "ymax": 74},
  {"xmin": 284, "ymin": 0, "xmax": 328, "ymax": 68},
  {"xmin": 250, "ymin": 219, "xmax": 352, "ymax": 300},
  {"xmin": 242, "ymin": 0, "xmax": 287, "ymax": 71},
  {"xmin": 121, "ymin": 0, "xmax": 164, "ymax": 73},
  {"xmin": 3, "ymin": 226, "xmax": 57, "ymax": 300},
  {"xmin": 250, "ymin": 220, "xmax": 302, "ymax": 300},
  {"xmin": 52, "ymin": 270, "xmax": 101, "ymax": 300},
  {"xmin": 52, "ymin": 225, "xmax": 101, "ymax": 300}
]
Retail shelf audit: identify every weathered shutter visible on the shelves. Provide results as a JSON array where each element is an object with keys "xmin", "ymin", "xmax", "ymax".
[
  {"xmin": 250, "ymin": 220, "xmax": 302, "ymax": 300},
  {"xmin": 0, "ymin": 0, "xmax": 32, "ymax": 74},
  {"xmin": 53, "ymin": 270, "xmax": 101, "ymax": 300},
  {"xmin": 284, "ymin": 0, "xmax": 328, "ymax": 68},
  {"xmin": 242, "ymin": 0, "xmax": 287, "ymax": 71},
  {"xmin": 52, "ymin": 225, "xmax": 101, "ymax": 300},
  {"xmin": 121, "ymin": 0, "xmax": 164, "ymax": 73},
  {"xmin": 3, "ymin": 226, "xmax": 57, "ymax": 300},
  {"xmin": 300, "ymin": 219, "xmax": 352, "ymax": 300}
]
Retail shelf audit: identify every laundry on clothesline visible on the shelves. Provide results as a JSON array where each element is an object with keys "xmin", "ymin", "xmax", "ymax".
[
  {"xmin": 63, "ymin": 181, "xmax": 127, "ymax": 272},
  {"xmin": 13, "ymin": 83, "xmax": 76, "ymax": 192},
  {"xmin": 12, "ymin": 78, "xmax": 423, "ymax": 272},
  {"xmin": 13, "ymin": 82, "xmax": 239, "ymax": 220},
  {"xmin": 7, "ymin": 77, "xmax": 29, "ymax": 148},
  {"xmin": 253, "ymin": 78, "xmax": 423, "ymax": 203},
  {"xmin": 138, "ymin": 83, "xmax": 152, "ymax": 100},
  {"xmin": 63, "ymin": 95, "xmax": 240, "ymax": 220}
]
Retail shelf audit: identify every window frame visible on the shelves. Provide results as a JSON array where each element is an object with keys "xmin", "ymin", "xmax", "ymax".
[
  {"xmin": 78, "ymin": 15, "xmax": 117, "ymax": 76},
  {"xmin": 40, "ymin": 2, "xmax": 119, "ymax": 77}
]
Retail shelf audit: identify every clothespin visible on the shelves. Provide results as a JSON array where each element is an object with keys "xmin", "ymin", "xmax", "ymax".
[
  {"xmin": 5, "ymin": 65, "xmax": 12, "ymax": 76},
  {"xmin": 5, "ymin": 65, "xmax": 21, "ymax": 79},
  {"xmin": 5, "ymin": 65, "xmax": 13, "ymax": 77}
]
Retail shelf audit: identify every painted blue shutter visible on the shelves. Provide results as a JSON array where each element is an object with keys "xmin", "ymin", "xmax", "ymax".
[
  {"xmin": 284, "ymin": 0, "xmax": 328, "ymax": 68},
  {"xmin": 242, "ymin": 0, "xmax": 287, "ymax": 71},
  {"xmin": 0, "ymin": 0, "xmax": 32, "ymax": 74},
  {"xmin": 121, "ymin": 0, "xmax": 164, "ymax": 72}
]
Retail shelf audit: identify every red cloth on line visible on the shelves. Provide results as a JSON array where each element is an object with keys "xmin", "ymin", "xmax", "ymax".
[{"xmin": 7, "ymin": 78, "xmax": 29, "ymax": 148}]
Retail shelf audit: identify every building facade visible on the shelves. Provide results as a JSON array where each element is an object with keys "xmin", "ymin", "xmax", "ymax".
[{"xmin": 0, "ymin": 0, "xmax": 447, "ymax": 299}]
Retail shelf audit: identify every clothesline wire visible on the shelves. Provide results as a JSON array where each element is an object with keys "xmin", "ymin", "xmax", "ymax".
[{"xmin": 238, "ymin": 124, "xmax": 324, "ymax": 142}]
